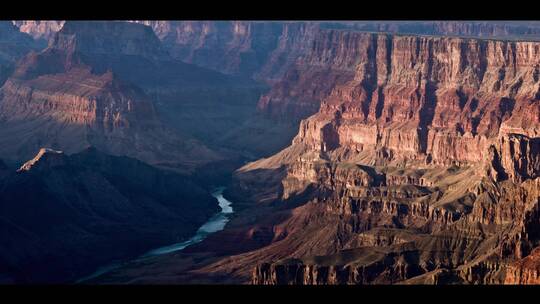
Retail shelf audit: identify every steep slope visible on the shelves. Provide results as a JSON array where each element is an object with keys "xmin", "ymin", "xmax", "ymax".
[
  {"xmin": 57, "ymin": 21, "xmax": 288, "ymax": 160},
  {"xmin": 257, "ymin": 29, "xmax": 366, "ymax": 121},
  {"xmin": 0, "ymin": 147, "xmax": 219, "ymax": 284}
]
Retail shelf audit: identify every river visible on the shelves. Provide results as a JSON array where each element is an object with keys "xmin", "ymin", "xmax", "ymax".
[{"xmin": 76, "ymin": 186, "xmax": 233, "ymax": 283}]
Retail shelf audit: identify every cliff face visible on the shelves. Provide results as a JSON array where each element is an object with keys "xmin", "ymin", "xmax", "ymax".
[
  {"xmin": 134, "ymin": 21, "xmax": 540, "ymax": 82},
  {"xmin": 262, "ymin": 30, "xmax": 540, "ymax": 126},
  {"xmin": 225, "ymin": 30, "xmax": 540, "ymax": 285},
  {"xmin": 13, "ymin": 21, "xmax": 540, "ymax": 82},
  {"xmin": 257, "ymin": 29, "xmax": 371, "ymax": 121},
  {"xmin": 253, "ymin": 22, "xmax": 321, "ymax": 84},
  {"xmin": 0, "ymin": 147, "xmax": 219, "ymax": 283},
  {"xmin": 259, "ymin": 30, "xmax": 540, "ymax": 145}
]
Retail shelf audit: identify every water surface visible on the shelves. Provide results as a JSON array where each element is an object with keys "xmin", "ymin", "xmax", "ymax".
[{"xmin": 76, "ymin": 187, "xmax": 233, "ymax": 283}]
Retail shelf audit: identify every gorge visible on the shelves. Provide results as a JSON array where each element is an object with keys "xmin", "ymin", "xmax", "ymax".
[{"xmin": 0, "ymin": 20, "xmax": 538, "ymax": 285}]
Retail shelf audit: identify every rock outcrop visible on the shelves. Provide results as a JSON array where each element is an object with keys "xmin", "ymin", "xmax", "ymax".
[{"xmin": 17, "ymin": 148, "xmax": 65, "ymax": 172}]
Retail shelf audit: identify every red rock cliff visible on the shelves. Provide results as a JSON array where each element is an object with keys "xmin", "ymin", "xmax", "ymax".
[
  {"xmin": 259, "ymin": 30, "xmax": 540, "ymax": 168},
  {"xmin": 233, "ymin": 30, "xmax": 540, "ymax": 285}
]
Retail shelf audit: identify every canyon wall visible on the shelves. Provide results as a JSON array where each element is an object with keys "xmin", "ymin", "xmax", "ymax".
[
  {"xmin": 230, "ymin": 30, "xmax": 540, "ymax": 285},
  {"xmin": 138, "ymin": 21, "xmax": 540, "ymax": 82},
  {"xmin": 13, "ymin": 20, "xmax": 540, "ymax": 81},
  {"xmin": 258, "ymin": 29, "xmax": 540, "ymax": 155}
]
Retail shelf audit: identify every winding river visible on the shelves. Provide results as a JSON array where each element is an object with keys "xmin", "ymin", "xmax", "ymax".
[{"xmin": 76, "ymin": 187, "xmax": 234, "ymax": 283}]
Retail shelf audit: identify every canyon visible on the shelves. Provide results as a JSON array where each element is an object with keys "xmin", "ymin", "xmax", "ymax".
[
  {"xmin": 0, "ymin": 21, "xmax": 538, "ymax": 285},
  {"xmin": 88, "ymin": 24, "xmax": 539, "ymax": 286}
]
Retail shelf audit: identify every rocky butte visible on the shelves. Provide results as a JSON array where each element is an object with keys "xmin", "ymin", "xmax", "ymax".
[{"xmin": 0, "ymin": 21, "xmax": 225, "ymax": 172}]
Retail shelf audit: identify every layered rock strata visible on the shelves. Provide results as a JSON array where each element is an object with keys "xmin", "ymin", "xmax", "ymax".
[
  {"xmin": 0, "ymin": 21, "xmax": 222, "ymax": 171},
  {"xmin": 235, "ymin": 30, "xmax": 540, "ymax": 284}
]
